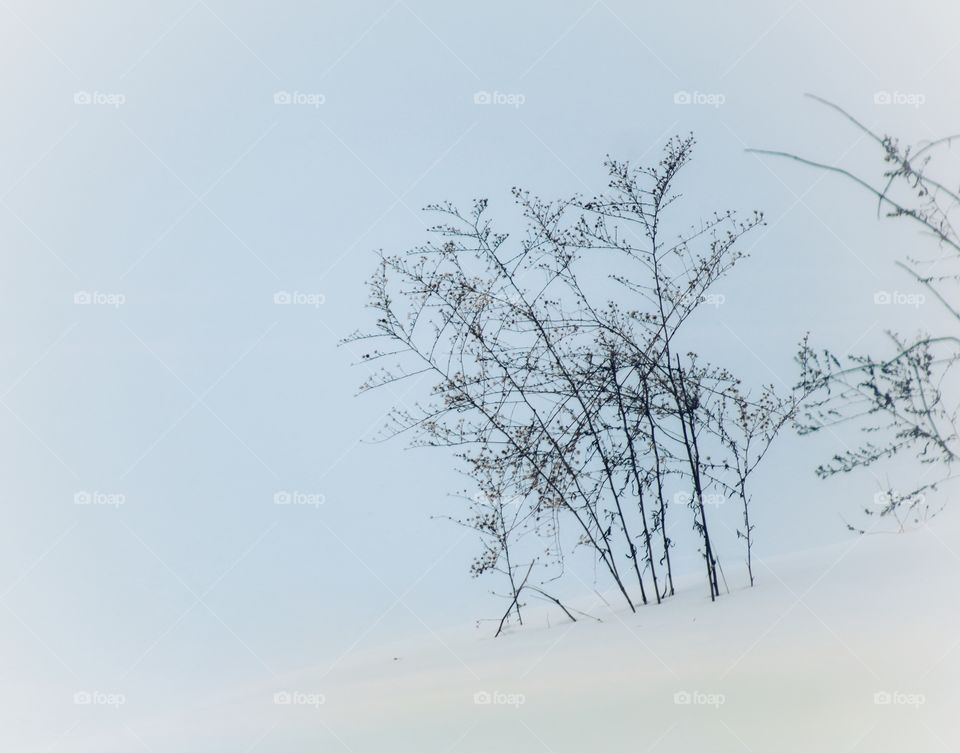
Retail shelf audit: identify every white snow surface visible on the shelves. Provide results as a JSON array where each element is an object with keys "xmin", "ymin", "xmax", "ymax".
[{"xmin": 48, "ymin": 509, "xmax": 960, "ymax": 752}]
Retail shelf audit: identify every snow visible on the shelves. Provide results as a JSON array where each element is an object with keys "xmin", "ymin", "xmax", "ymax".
[{"xmin": 90, "ymin": 507, "xmax": 960, "ymax": 752}]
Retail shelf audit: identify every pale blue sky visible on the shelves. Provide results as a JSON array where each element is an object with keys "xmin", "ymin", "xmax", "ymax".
[{"xmin": 0, "ymin": 1, "xmax": 958, "ymax": 750}]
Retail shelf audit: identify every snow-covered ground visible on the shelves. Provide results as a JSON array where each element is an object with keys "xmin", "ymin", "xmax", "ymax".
[{"xmin": 70, "ymin": 506, "xmax": 959, "ymax": 752}]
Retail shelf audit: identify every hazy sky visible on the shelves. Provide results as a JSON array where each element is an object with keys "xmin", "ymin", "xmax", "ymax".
[{"xmin": 1, "ymin": 1, "xmax": 958, "ymax": 750}]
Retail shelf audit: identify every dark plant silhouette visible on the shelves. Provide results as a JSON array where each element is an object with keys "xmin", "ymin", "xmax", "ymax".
[
  {"xmin": 752, "ymin": 95, "xmax": 960, "ymax": 532},
  {"xmin": 349, "ymin": 137, "xmax": 800, "ymax": 631}
]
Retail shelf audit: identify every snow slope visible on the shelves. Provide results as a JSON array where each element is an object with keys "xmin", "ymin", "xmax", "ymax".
[{"xmin": 49, "ymin": 509, "xmax": 960, "ymax": 752}]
